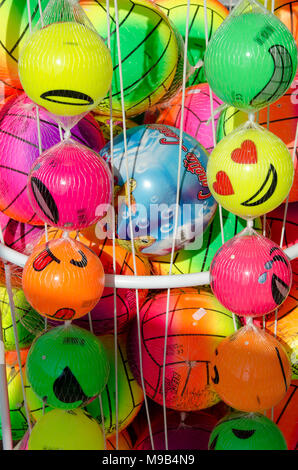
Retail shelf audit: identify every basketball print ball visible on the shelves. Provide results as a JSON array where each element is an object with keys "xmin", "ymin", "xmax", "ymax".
[
  {"xmin": 22, "ymin": 238, "xmax": 105, "ymax": 321},
  {"xmin": 0, "ymin": 212, "xmax": 44, "ymax": 289},
  {"xmin": 210, "ymin": 325, "xmax": 292, "ymax": 412},
  {"xmin": 106, "ymin": 430, "xmax": 133, "ymax": 450},
  {"xmin": 0, "ymin": 352, "xmax": 29, "ymax": 441},
  {"xmin": 85, "ymin": 334, "xmax": 144, "ymax": 436},
  {"xmin": 80, "ymin": 0, "xmax": 179, "ymax": 117},
  {"xmin": 0, "ymin": 286, "xmax": 42, "ymax": 351},
  {"xmin": 134, "ymin": 409, "xmax": 220, "ymax": 450},
  {"xmin": 75, "ymin": 238, "xmax": 151, "ymax": 335},
  {"xmin": 273, "ymin": 380, "xmax": 298, "ymax": 450},
  {"xmin": 0, "ymin": 93, "xmax": 105, "ymax": 225},
  {"xmin": 204, "ymin": 9, "xmax": 298, "ymax": 112},
  {"xmin": 127, "ymin": 288, "xmax": 240, "ymax": 411},
  {"xmin": 153, "ymin": 0, "xmax": 229, "ymax": 85},
  {"xmin": 151, "ymin": 84, "xmax": 223, "ymax": 153},
  {"xmin": 0, "ymin": 0, "xmax": 49, "ymax": 99},
  {"xmin": 263, "ymin": 0, "xmax": 298, "ymax": 44}
]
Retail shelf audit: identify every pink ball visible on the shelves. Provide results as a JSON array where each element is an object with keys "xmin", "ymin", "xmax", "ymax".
[
  {"xmin": 0, "ymin": 94, "xmax": 105, "ymax": 225},
  {"xmin": 210, "ymin": 231, "xmax": 292, "ymax": 317},
  {"xmin": 0, "ymin": 212, "xmax": 43, "ymax": 255},
  {"xmin": 145, "ymin": 84, "xmax": 222, "ymax": 153},
  {"xmin": 27, "ymin": 140, "xmax": 112, "ymax": 230}
]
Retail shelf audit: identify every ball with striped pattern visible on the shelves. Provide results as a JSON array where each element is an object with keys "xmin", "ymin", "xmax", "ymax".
[{"xmin": 127, "ymin": 287, "xmax": 240, "ymax": 411}]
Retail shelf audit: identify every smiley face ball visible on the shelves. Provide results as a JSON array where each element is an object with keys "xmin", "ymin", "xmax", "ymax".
[
  {"xmin": 22, "ymin": 238, "xmax": 105, "ymax": 321},
  {"xmin": 207, "ymin": 123, "xmax": 294, "ymax": 218},
  {"xmin": 204, "ymin": 11, "xmax": 298, "ymax": 112},
  {"xmin": 210, "ymin": 230, "xmax": 292, "ymax": 316},
  {"xmin": 27, "ymin": 140, "xmax": 112, "ymax": 231},
  {"xmin": 18, "ymin": 22, "xmax": 113, "ymax": 116},
  {"xmin": 209, "ymin": 411, "xmax": 288, "ymax": 450},
  {"xmin": 26, "ymin": 324, "xmax": 109, "ymax": 410},
  {"xmin": 210, "ymin": 325, "xmax": 292, "ymax": 412}
]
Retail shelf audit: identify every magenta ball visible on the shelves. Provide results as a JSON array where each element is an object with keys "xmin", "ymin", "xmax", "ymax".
[
  {"xmin": 210, "ymin": 231, "xmax": 292, "ymax": 317},
  {"xmin": 145, "ymin": 84, "xmax": 222, "ymax": 153},
  {"xmin": 134, "ymin": 411, "xmax": 218, "ymax": 450},
  {"xmin": 0, "ymin": 94, "xmax": 105, "ymax": 225},
  {"xmin": 0, "ymin": 212, "xmax": 43, "ymax": 255},
  {"xmin": 27, "ymin": 140, "xmax": 112, "ymax": 230}
]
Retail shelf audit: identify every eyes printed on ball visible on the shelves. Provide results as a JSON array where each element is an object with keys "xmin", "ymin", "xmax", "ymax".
[
  {"xmin": 258, "ymin": 247, "xmax": 290, "ymax": 306},
  {"xmin": 33, "ymin": 246, "xmax": 88, "ymax": 272}
]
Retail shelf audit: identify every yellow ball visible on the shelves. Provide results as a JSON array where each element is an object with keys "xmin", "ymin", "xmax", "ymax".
[
  {"xmin": 18, "ymin": 22, "xmax": 113, "ymax": 117},
  {"xmin": 27, "ymin": 408, "xmax": 105, "ymax": 450},
  {"xmin": 207, "ymin": 124, "xmax": 294, "ymax": 218}
]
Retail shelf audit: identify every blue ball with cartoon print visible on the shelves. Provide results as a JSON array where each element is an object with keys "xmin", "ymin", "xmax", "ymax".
[{"xmin": 99, "ymin": 124, "xmax": 217, "ymax": 257}]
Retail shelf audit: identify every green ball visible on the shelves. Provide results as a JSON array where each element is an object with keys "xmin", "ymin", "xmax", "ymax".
[
  {"xmin": 85, "ymin": 334, "xmax": 144, "ymax": 436},
  {"xmin": 0, "ymin": 363, "xmax": 28, "ymax": 441},
  {"xmin": 209, "ymin": 412, "xmax": 288, "ymax": 450},
  {"xmin": 80, "ymin": 0, "xmax": 179, "ymax": 117},
  {"xmin": 26, "ymin": 324, "xmax": 110, "ymax": 410},
  {"xmin": 0, "ymin": 287, "xmax": 41, "ymax": 351},
  {"xmin": 204, "ymin": 11, "xmax": 298, "ymax": 112}
]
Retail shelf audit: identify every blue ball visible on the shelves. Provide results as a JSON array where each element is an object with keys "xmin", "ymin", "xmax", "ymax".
[{"xmin": 99, "ymin": 124, "xmax": 217, "ymax": 256}]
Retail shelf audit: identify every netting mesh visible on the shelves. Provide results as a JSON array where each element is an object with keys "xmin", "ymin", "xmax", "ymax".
[{"xmin": 0, "ymin": 0, "xmax": 297, "ymax": 452}]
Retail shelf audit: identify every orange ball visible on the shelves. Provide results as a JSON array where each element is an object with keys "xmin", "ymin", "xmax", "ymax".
[
  {"xmin": 210, "ymin": 325, "xmax": 292, "ymax": 412},
  {"xmin": 273, "ymin": 380, "xmax": 298, "ymax": 450},
  {"xmin": 22, "ymin": 238, "xmax": 105, "ymax": 321}
]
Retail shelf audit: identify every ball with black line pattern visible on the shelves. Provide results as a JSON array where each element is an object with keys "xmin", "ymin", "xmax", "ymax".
[
  {"xmin": 0, "ymin": 0, "xmax": 50, "ymax": 99},
  {"xmin": 208, "ymin": 411, "xmax": 288, "ymax": 450},
  {"xmin": 210, "ymin": 325, "xmax": 292, "ymax": 413},
  {"xmin": 80, "ymin": 0, "xmax": 179, "ymax": 117},
  {"xmin": 204, "ymin": 8, "xmax": 298, "ymax": 112},
  {"xmin": 85, "ymin": 333, "xmax": 144, "ymax": 437},
  {"xmin": 0, "ymin": 93, "xmax": 105, "ymax": 225},
  {"xmin": 0, "ymin": 358, "xmax": 29, "ymax": 441},
  {"xmin": 127, "ymin": 288, "xmax": 241, "ymax": 411},
  {"xmin": 26, "ymin": 324, "xmax": 110, "ymax": 410},
  {"xmin": 0, "ymin": 286, "xmax": 42, "ymax": 351},
  {"xmin": 152, "ymin": 0, "xmax": 229, "ymax": 86}
]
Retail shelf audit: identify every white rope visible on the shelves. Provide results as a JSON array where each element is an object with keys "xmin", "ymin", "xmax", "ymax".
[
  {"xmin": 106, "ymin": 0, "xmax": 119, "ymax": 450},
  {"xmin": 113, "ymin": 0, "xmax": 155, "ymax": 449},
  {"xmin": 162, "ymin": 0, "xmax": 191, "ymax": 451},
  {"xmin": 4, "ymin": 264, "xmax": 32, "ymax": 434}
]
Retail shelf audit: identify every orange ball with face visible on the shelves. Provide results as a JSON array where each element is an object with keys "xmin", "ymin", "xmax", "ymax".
[{"xmin": 22, "ymin": 238, "xmax": 105, "ymax": 321}]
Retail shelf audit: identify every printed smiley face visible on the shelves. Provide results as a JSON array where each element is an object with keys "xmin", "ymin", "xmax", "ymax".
[
  {"xmin": 22, "ymin": 238, "xmax": 105, "ymax": 321},
  {"xmin": 210, "ymin": 231, "xmax": 292, "ymax": 317},
  {"xmin": 208, "ymin": 411, "xmax": 288, "ymax": 450},
  {"xmin": 18, "ymin": 22, "xmax": 113, "ymax": 117},
  {"xmin": 207, "ymin": 124, "xmax": 294, "ymax": 218},
  {"xmin": 210, "ymin": 325, "xmax": 292, "ymax": 413}
]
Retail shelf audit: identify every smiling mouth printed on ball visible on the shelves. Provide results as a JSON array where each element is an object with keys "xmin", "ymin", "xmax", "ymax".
[{"xmin": 40, "ymin": 89, "xmax": 94, "ymax": 107}]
